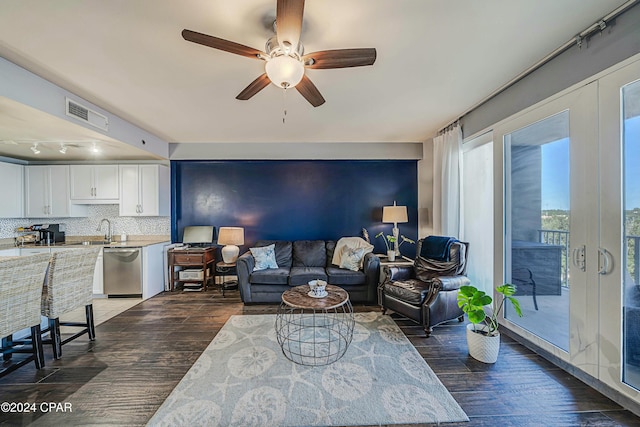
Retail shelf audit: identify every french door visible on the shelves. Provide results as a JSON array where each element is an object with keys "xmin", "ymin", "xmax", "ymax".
[
  {"xmin": 599, "ymin": 58, "xmax": 640, "ymax": 396},
  {"xmin": 495, "ymin": 82, "xmax": 600, "ymax": 375},
  {"xmin": 492, "ymin": 56, "xmax": 640, "ymax": 403}
]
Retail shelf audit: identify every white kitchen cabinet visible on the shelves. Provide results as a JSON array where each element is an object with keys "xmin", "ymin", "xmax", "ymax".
[
  {"xmin": 25, "ymin": 165, "xmax": 87, "ymax": 218},
  {"xmin": 70, "ymin": 165, "xmax": 119, "ymax": 203},
  {"xmin": 0, "ymin": 162, "xmax": 24, "ymax": 218},
  {"xmin": 119, "ymin": 164, "xmax": 170, "ymax": 216},
  {"xmin": 142, "ymin": 243, "xmax": 165, "ymax": 299},
  {"xmin": 92, "ymin": 248, "xmax": 104, "ymax": 295}
]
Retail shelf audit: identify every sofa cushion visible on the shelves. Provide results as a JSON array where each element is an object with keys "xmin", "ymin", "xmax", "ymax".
[
  {"xmin": 250, "ymin": 267, "xmax": 291, "ymax": 285},
  {"xmin": 292, "ymin": 240, "xmax": 326, "ymax": 267},
  {"xmin": 255, "ymin": 240, "xmax": 293, "ymax": 268},
  {"xmin": 326, "ymin": 267, "xmax": 366, "ymax": 286},
  {"xmin": 326, "ymin": 240, "xmax": 337, "ymax": 267},
  {"xmin": 289, "ymin": 266, "xmax": 327, "ymax": 286},
  {"xmin": 250, "ymin": 244, "xmax": 278, "ymax": 271}
]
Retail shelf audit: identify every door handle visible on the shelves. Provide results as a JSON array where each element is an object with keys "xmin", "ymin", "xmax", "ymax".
[
  {"xmin": 598, "ymin": 247, "xmax": 612, "ymax": 275},
  {"xmin": 572, "ymin": 245, "xmax": 586, "ymax": 272}
]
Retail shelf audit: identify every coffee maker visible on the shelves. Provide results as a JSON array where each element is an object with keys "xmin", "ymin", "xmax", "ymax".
[{"xmin": 33, "ymin": 224, "xmax": 66, "ymax": 245}]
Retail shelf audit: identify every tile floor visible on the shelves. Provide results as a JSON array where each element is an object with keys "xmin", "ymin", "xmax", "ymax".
[{"xmin": 59, "ymin": 297, "xmax": 141, "ymax": 333}]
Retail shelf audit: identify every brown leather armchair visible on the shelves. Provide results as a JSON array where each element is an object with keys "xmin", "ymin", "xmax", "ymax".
[{"xmin": 380, "ymin": 238, "xmax": 470, "ymax": 336}]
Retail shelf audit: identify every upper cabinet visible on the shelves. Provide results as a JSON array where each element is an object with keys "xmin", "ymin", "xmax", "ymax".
[
  {"xmin": 0, "ymin": 162, "xmax": 24, "ymax": 218},
  {"xmin": 70, "ymin": 164, "xmax": 119, "ymax": 203},
  {"xmin": 25, "ymin": 165, "xmax": 87, "ymax": 218},
  {"xmin": 119, "ymin": 164, "xmax": 170, "ymax": 216}
]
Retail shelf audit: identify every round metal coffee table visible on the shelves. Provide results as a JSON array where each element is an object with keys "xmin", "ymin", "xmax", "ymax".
[{"xmin": 275, "ymin": 284, "xmax": 354, "ymax": 366}]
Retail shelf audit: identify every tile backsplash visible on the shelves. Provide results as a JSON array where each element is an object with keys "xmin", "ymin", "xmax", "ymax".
[{"xmin": 0, "ymin": 205, "xmax": 170, "ymax": 239}]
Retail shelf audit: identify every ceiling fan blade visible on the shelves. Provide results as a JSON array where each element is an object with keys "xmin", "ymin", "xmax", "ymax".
[
  {"xmin": 295, "ymin": 75, "xmax": 325, "ymax": 107},
  {"xmin": 182, "ymin": 29, "xmax": 265, "ymax": 59},
  {"xmin": 236, "ymin": 74, "xmax": 271, "ymax": 100},
  {"xmin": 303, "ymin": 48, "xmax": 377, "ymax": 69},
  {"xmin": 276, "ymin": 0, "xmax": 305, "ymax": 50}
]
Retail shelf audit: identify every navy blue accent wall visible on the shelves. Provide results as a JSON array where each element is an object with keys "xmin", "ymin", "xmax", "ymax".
[{"xmin": 171, "ymin": 160, "xmax": 418, "ymax": 258}]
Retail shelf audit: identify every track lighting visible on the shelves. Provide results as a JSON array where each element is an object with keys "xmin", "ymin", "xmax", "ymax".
[{"xmin": 30, "ymin": 144, "xmax": 40, "ymax": 154}]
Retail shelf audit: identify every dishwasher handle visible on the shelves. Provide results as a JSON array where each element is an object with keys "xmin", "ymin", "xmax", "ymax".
[{"xmin": 104, "ymin": 248, "xmax": 141, "ymax": 254}]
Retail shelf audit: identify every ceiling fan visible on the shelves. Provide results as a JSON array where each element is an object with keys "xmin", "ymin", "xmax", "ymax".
[{"xmin": 182, "ymin": 0, "xmax": 376, "ymax": 107}]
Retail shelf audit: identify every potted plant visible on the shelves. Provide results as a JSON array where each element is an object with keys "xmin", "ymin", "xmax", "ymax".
[
  {"xmin": 457, "ymin": 284, "xmax": 522, "ymax": 363},
  {"xmin": 374, "ymin": 232, "xmax": 415, "ymax": 261}
]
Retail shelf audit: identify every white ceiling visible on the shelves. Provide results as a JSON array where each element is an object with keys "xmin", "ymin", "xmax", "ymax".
[{"xmin": 0, "ymin": 0, "xmax": 629, "ymax": 160}]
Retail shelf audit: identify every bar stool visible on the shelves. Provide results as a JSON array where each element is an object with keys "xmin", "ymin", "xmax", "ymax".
[
  {"xmin": 0, "ymin": 253, "xmax": 52, "ymax": 377},
  {"xmin": 41, "ymin": 249, "xmax": 100, "ymax": 359}
]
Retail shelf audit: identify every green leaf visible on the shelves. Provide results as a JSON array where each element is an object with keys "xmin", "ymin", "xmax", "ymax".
[
  {"xmin": 467, "ymin": 308, "xmax": 486, "ymax": 324},
  {"xmin": 459, "ymin": 286, "xmax": 476, "ymax": 297},
  {"xmin": 497, "ymin": 283, "xmax": 517, "ymax": 296},
  {"xmin": 508, "ymin": 296, "xmax": 523, "ymax": 317}
]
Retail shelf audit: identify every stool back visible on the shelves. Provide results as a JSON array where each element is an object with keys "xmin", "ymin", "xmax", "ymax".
[
  {"xmin": 0, "ymin": 253, "xmax": 52, "ymax": 337},
  {"xmin": 41, "ymin": 249, "xmax": 100, "ymax": 319}
]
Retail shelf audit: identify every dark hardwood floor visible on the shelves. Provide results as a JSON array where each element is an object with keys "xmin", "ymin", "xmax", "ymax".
[{"xmin": 1, "ymin": 289, "xmax": 640, "ymax": 426}]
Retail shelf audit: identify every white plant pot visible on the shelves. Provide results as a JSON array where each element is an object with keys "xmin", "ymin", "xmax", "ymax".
[
  {"xmin": 387, "ymin": 250, "xmax": 396, "ymax": 262},
  {"xmin": 466, "ymin": 323, "xmax": 500, "ymax": 363}
]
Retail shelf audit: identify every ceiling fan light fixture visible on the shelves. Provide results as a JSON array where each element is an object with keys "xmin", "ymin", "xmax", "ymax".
[{"xmin": 265, "ymin": 55, "xmax": 304, "ymax": 89}]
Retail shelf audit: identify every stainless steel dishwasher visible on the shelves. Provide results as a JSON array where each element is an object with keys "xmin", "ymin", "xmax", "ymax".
[{"xmin": 103, "ymin": 247, "xmax": 143, "ymax": 296}]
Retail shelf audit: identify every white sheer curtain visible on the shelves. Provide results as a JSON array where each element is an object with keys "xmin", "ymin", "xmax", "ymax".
[{"xmin": 432, "ymin": 124, "xmax": 462, "ymax": 237}]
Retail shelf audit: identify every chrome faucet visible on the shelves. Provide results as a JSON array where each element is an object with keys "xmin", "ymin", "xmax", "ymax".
[{"xmin": 97, "ymin": 218, "xmax": 112, "ymax": 243}]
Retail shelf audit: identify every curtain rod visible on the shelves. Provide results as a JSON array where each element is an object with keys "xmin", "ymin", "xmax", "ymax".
[{"xmin": 436, "ymin": 0, "xmax": 639, "ymax": 135}]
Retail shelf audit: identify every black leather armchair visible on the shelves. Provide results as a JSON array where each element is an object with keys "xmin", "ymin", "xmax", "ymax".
[{"xmin": 380, "ymin": 238, "xmax": 470, "ymax": 336}]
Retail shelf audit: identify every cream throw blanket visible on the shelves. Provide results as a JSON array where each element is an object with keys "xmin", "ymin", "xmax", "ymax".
[{"xmin": 332, "ymin": 237, "xmax": 374, "ymax": 267}]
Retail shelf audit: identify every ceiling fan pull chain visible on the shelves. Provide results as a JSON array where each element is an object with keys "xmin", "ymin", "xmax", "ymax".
[{"xmin": 282, "ymin": 87, "xmax": 288, "ymax": 124}]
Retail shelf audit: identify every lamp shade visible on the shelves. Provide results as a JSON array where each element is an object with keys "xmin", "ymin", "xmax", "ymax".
[
  {"xmin": 217, "ymin": 227, "xmax": 245, "ymax": 246},
  {"xmin": 382, "ymin": 206, "xmax": 408, "ymax": 224}
]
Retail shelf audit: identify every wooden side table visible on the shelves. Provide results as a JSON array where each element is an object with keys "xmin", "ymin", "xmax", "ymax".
[
  {"xmin": 215, "ymin": 261, "xmax": 238, "ymax": 296},
  {"xmin": 168, "ymin": 247, "xmax": 216, "ymax": 291}
]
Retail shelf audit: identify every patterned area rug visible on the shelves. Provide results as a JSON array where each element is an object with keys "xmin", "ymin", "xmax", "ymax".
[{"xmin": 148, "ymin": 313, "xmax": 468, "ymax": 426}]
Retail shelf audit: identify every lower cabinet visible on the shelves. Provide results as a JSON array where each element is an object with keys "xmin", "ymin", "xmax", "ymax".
[
  {"xmin": 142, "ymin": 243, "xmax": 165, "ymax": 299},
  {"xmin": 93, "ymin": 248, "xmax": 104, "ymax": 295}
]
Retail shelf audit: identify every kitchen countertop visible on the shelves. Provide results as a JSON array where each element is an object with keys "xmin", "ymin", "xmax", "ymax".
[{"xmin": 1, "ymin": 236, "xmax": 171, "ymax": 251}]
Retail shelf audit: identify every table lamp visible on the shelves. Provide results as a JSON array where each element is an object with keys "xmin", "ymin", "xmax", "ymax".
[
  {"xmin": 217, "ymin": 227, "xmax": 245, "ymax": 263},
  {"xmin": 382, "ymin": 201, "xmax": 408, "ymax": 255}
]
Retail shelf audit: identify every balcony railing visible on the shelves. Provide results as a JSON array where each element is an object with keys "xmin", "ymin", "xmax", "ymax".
[
  {"xmin": 627, "ymin": 235, "xmax": 640, "ymax": 287},
  {"xmin": 538, "ymin": 230, "xmax": 640, "ymax": 288},
  {"xmin": 538, "ymin": 229, "xmax": 570, "ymax": 287}
]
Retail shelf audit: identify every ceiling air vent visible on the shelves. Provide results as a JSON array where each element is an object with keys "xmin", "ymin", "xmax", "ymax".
[{"xmin": 65, "ymin": 97, "xmax": 109, "ymax": 131}]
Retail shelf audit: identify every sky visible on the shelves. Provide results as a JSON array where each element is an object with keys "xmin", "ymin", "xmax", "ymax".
[
  {"xmin": 625, "ymin": 116, "xmax": 640, "ymax": 210},
  {"xmin": 541, "ymin": 137, "xmax": 570, "ymax": 210},
  {"xmin": 539, "ymin": 116, "xmax": 640, "ymax": 211}
]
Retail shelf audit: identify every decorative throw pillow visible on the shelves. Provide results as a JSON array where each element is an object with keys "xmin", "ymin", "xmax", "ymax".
[
  {"xmin": 339, "ymin": 247, "xmax": 365, "ymax": 271},
  {"xmin": 250, "ymin": 244, "xmax": 278, "ymax": 271}
]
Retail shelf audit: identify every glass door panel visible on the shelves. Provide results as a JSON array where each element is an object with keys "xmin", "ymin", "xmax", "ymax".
[
  {"xmin": 504, "ymin": 111, "xmax": 570, "ymax": 351},
  {"xmin": 622, "ymin": 78, "xmax": 640, "ymax": 389},
  {"xmin": 599, "ymin": 58, "xmax": 640, "ymax": 395}
]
